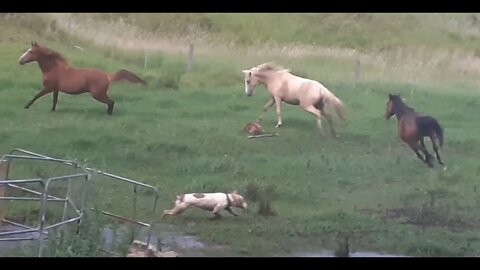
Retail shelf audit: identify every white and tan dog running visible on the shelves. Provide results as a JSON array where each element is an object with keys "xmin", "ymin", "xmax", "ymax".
[{"xmin": 161, "ymin": 190, "xmax": 248, "ymax": 219}]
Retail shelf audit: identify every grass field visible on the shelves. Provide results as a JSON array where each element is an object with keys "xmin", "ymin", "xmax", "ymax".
[{"xmin": 1, "ymin": 13, "xmax": 480, "ymax": 257}]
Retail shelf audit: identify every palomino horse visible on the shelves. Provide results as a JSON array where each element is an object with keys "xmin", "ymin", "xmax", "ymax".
[
  {"xmin": 18, "ymin": 41, "xmax": 147, "ymax": 115},
  {"xmin": 385, "ymin": 94, "xmax": 444, "ymax": 168},
  {"xmin": 242, "ymin": 63, "xmax": 346, "ymax": 137}
]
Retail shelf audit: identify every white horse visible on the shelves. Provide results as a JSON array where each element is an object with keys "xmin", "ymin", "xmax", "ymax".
[{"xmin": 242, "ymin": 63, "xmax": 346, "ymax": 137}]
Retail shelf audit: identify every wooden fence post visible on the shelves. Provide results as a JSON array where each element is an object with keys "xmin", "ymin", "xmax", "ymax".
[
  {"xmin": 353, "ymin": 59, "xmax": 361, "ymax": 88},
  {"xmin": 144, "ymin": 51, "xmax": 148, "ymax": 70},
  {"xmin": 187, "ymin": 43, "xmax": 194, "ymax": 72}
]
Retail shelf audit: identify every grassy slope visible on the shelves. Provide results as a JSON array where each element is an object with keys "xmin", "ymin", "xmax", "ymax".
[
  {"xmin": 78, "ymin": 13, "xmax": 480, "ymax": 51},
  {"xmin": 1, "ymin": 14, "xmax": 480, "ymax": 256}
]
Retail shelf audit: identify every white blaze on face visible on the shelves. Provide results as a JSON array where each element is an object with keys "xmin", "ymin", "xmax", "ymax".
[{"xmin": 19, "ymin": 48, "xmax": 31, "ymax": 62}]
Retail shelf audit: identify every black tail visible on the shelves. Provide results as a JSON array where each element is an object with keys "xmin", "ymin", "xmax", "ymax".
[{"xmin": 416, "ymin": 116, "xmax": 443, "ymax": 148}]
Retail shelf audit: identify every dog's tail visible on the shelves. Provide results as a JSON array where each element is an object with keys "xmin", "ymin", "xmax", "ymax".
[{"xmin": 108, "ymin": 69, "xmax": 147, "ymax": 85}]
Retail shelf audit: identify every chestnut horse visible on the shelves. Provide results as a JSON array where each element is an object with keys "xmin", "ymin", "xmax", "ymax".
[
  {"xmin": 242, "ymin": 62, "xmax": 346, "ymax": 138},
  {"xmin": 385, "ymin": 93, "xmax": 445, "ymax": 168},
  {"xmin": 18, "ymin": 41, "xmax": 147, "ymax": 115}
]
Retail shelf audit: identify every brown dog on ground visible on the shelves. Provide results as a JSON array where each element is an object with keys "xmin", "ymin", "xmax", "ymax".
[{"xmin": 244, "ymin": 122, "xmax": 264, "ymax": 135}]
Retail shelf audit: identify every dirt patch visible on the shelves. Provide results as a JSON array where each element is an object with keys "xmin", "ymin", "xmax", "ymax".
[
  {"xmin": 126, "ymin": 240, "xmax": 178, "ymax": 257},
  {"xmin": 384, "ymin": 207, "xmax": 474, "ymax": 232}
]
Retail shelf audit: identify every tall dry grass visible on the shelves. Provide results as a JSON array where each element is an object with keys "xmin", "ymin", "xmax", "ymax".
[{"xmin": 7, "ymin": 13, "xmax": 480, "ymax": 90}]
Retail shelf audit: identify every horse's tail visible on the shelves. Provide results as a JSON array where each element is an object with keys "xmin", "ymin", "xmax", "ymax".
[
  {"xmin": 108, "ymin": 69, "xmax": 147, "ymax": 85},
  {"xmin": 322, "ymin": 92, "xmax": 346, "ymax": 121},
  {"xmin": 416, "ymin": 116, "xmax": 444, "ymax": 148}
]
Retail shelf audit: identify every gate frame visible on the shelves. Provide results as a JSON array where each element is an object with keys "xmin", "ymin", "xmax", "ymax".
[{"xmin": 0, "ymin": 148, "xmax": 161, "ymax": 257}]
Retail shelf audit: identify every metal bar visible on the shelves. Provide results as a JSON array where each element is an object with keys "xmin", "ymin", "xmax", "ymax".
[
  {"xmin": 43, "ymin": 216, "xmax": 81, "ymax": 231},
  {"xmin": 133, "ymin": 185, "xmax": 138, "ymax": 223},
  {"xmin": 1, "ymin": 148, "xmax": 92, "ymax": 258},
  {"xmin": 62, "ymin": 178, "xmax": 72, "ymax": 223},
  {"xmin": 4, "ymin": 148, "xmax": 160, "ymax": 257},
  {"xmin": 8, "ymin": 149, "xmax": 89, "ymax": 177},
  {"xmin": 47, "ymin": 173, "xmax": 89, "ymax": 182},
  {"xmin": 2, "ymin": 218, "xmax": 35, "ymax": 230},
  {"xmin": 131, "ymin": 185, "xmax": 138, "ymax": 244},
  {"xmin": 0, "ymin": 179, "xmax": 44, "ymax": 185},
  {"xmin": 0, "ymin": 228, "xmax": 39, "ymax": 236},
  {"xmin": 0, "ymin": 159, "xmax": 9, "ymax": 225},
  {"xmin": 2, "ymin": 155, "xmax": 79, "ymax": 166},
  {"xmin": 0, "ymin": 237, "xmax": 38, "ymax": 241},
  {"xmin": 7, "ymin": 149, "xmax": 75, "ymax": 164},
  {"xmin": 77, "ymin": 174, "xmax": 90, "ymax": 234},
  {"xmin": 7, "ymin": 184, "xmax": 63, "ymax": 201},
  {"xmin": 7, "ymin": 150, "xmax": 82, "ymax": 171},
  {"xmin": 0, "ymin": 197, "xmax": 65, "ymax": 202},
  {"xmin": 9, "ymin": 148, "xmax": 51, "ymax": 158},
  {"xmin": 36, "ymin": 181, "xmax": 47, "ymax": 257},
  {"xmin": 10, "ymin": 149, "xmax": 155, "ymax": 191},
  {"xmin": 68, "ymin": 198, "xmax": 80, "ymax": 215},
  {"xmin": 146, "ymin": 193, "xmax": 160, "ymax": 247},
  {"xmin": 89, "ymin": 208, "xmax": 150, "ymax": 227},
  {"xmin": 2, "ymin": 219, "xmax": 49, "ymax": 236},
  {"xmin": 248, "ymin": 133, "xmax": 279, "ymax": 139}
]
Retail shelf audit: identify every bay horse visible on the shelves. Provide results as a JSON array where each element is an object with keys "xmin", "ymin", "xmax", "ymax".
[
  {"xmin": 242, "ymin": 63, "xmax": 346, "ymax": 138},
  {"xmin": 385, "ymin": 93, "xmax": 444, "ymax": 168},
  {"xmin": 18, "ymin": 41, "xmax": 147, "ymax": 115}
]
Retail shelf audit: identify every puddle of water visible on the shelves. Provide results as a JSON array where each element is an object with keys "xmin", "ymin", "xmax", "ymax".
[
  {"xmin": 101, "ymin": 224, "xmax": 207, "ymax": 256},
  {"xmin": 0, "ymin": 224, "xmax": 45, "ymax": 255},
  {"xmin": 160, "ymin": 234, "xmax": 205, "ymax": 249},
  {"xmin": 295, "ymin": 250, "xmax": 407, "ymax": 257}
]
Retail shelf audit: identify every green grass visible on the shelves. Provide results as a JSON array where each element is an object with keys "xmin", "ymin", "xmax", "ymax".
[
  {"xmin": 1, "ymin": 14, "xmax": 480, "ymax": 257},
  {"xmin": 2, "ymin": 67, "xmax": 480, "ymax": 256},
  {"xmin": 67, "ymin": 13, "xmax": 480, "ymax": 51}
]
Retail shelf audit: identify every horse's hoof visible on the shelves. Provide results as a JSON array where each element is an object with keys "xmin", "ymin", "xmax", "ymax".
[{"xmin": 275, "ymin": 124, "xmax": 282, "ymax": 128}]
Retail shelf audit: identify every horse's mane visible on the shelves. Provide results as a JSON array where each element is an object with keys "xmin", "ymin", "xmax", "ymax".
[
  {"xmin": 41, "ymin": 46, "xmax": 69, "ymax": 66},
  {"xmin": 255, "ymin": 62, "xmax": 290, "ymax": 73},
  {"xmin": 50, "ymin": 50, "xmax": 69, "ymax": 66},
  {"xmin": 391, "ymin": 95, "xmax": 415, "ymax": 112}
]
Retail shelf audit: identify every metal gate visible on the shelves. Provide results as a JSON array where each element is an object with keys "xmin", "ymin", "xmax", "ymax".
[{"xmin": 0, "ymin": 148, "xmax": 160, "ymax": 257}]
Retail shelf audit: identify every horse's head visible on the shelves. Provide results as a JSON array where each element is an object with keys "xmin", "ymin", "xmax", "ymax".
[
  {"xmin": 242, "ymin": 68, "xmax": 260, "ymax": 97},
  {"xmin": 385, "ymin": 93, "xmax": 398, "ymax": 120},
  {"xmin": 18, "ymin": 41, "xmax": 53, "ymax": 65}
]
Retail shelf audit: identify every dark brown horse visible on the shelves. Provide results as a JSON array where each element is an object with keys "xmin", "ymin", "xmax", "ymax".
[
  {"xmin": 385, "ymin": 94, "xmax": 444, "ymax": 168},
  {"xmin": 18, "ymin": 41, "xmax": 147, "ymax": 115}
]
